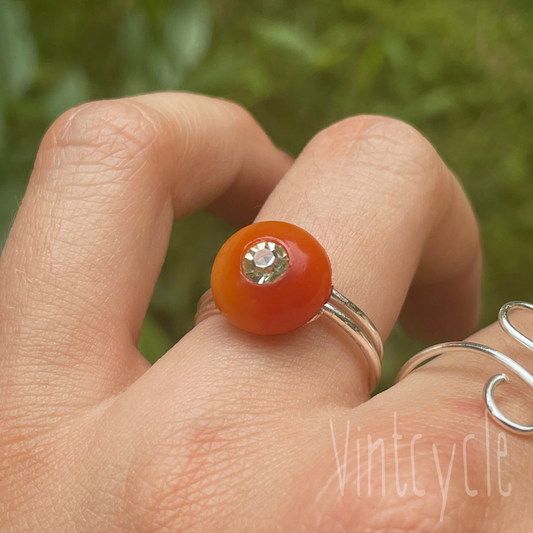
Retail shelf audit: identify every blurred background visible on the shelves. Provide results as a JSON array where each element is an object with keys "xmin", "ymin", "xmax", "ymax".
[{"xmin": 1, "ymin": 0, "xmax": 533, "ymax": 390}]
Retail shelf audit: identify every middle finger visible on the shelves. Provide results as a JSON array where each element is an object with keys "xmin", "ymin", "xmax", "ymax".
[{"xmin": 165, "ymin": 114, "xmax": 482, "ymax": 409}]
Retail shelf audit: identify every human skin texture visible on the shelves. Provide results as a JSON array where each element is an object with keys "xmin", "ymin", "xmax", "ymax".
[{"xmin": 1, "ymin": 92, "xmax": 531, "ymax": 532}]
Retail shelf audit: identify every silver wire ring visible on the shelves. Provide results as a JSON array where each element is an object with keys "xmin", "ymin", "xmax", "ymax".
[
  {"xmin": 195, "ymin": 287, "xmax": 384, "ymax": 391},
  {"xmin": 395, "ymin": 301, "xmax": 533, "ymax": 436}
]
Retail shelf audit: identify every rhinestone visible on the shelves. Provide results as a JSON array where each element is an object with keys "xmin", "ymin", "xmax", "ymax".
[{"xmin": 242, "ymin": 241, "xmax": 289, "ymax": 284}]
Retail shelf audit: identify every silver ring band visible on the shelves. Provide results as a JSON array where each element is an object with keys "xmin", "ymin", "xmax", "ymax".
[
  {"xmin": 396, "ymin": 301, "xmax": 533, "ymax": 436},
  {"xmin": 195, "ymin": 287, "xmax": 384, "ymax": 391}
]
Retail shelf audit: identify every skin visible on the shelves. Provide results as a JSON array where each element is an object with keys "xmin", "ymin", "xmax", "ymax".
[{"xmin": 0, "ymin": 92, "xmax": 531, "ymax": 532}]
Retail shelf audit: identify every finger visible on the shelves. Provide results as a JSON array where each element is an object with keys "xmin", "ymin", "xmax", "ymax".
[
  {"xmin": 258, "ymin": 116, "xmax": 481, "ymax": 342},
  {"xmin": 0, "ymin": 93, "xmax": 291, "ymax": 411},
  {"xmin": 160, "ymin": 115, "xmax": 481, "ymax": 410}
]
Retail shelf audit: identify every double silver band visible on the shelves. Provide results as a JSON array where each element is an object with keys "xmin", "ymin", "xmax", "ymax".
[
  {"xmin": 195, "ymin": 287, "xmax": 383, "ymax": 391},
  {"xmin": 396, "ymin": 301, "xmax": 533, "ymax": 436}
]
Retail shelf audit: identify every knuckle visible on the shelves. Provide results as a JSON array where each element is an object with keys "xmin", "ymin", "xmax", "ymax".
[
  {"xmin": 49, "ymin": 99, "xmax": 159, "ymax": 151},
  {"xmin": 310, "ymin": 115, "xmax": 450, "ymax": 206},
  {"xmin": 37, "ymin": 99, "xmax": 162, "ymax": 181},
  {"xmin": 209, "ymin": 98, "xmax": 264, "ymax": 144}
]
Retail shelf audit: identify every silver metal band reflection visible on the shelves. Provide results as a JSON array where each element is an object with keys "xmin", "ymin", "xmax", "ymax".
[
  {"xmin": 396, "ymin": 301, "xmax": 533, "ymax": 436},
  {"xmin": 195, "ymin": 287, "xmax": 384, "ymax": 391}
]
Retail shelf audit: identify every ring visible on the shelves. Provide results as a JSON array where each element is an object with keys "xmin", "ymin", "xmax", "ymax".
[
  {"xmin": 396, "ymin": 301, "xmax": 533, "ymax": 436},
  {"xmin": 194, "ymin": 221, "xmax": 384, "ymax": 391}
]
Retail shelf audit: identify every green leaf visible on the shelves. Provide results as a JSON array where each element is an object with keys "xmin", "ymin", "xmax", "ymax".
[
  {"xmin": 164, "ymin": 1, "xmax": 211, "ymax": 71},
  {"xmin": 253, "ymin": 20, "xmax": 317, "ymax": 63},
  {"xmin": 0, "ymin": 183, "xmax": 20, "ymax": 250},
  {"xmin": 0, "ymin": 111, "xmax": 6, "ymax": 154},
  {"xmin": 149, "ymin": 50, "xmax": 184, "ymax": 89},
  {"xmin": 410, "ymin": 87, "xmax": 456, "ymax": 119},
  {"xmin": 119, "ymin": 10, "xmax": 149, "ymax": 60},
  {"xmin": 118, "ymin": 11, "xmax": 151, "ymax": 94},
  {"xmin": 357, "ymin": 40, "xmax": 386, "ymax": 88},
  {"xmin": 137, "ymin": 313, "xmax": 174, "ymax": 364},
  {"xmin": 0, "ymin": 0, "xmax": 37, "ymax": 99},
  {"xmin": 44, "ymin": 69, "xmax": 91, "ymax": 121},
  {"xmin": 382, "ymin": 33, "xmax": 411, "ymax": 70}
]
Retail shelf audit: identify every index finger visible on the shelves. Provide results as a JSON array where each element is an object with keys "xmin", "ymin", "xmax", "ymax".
[{"xmin": 0, "ymin": 93, "xmax": 292, "ymax": 408}]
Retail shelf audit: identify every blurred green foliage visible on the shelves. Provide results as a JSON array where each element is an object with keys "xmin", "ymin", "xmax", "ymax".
[{"xmin": 2, "ymin": 0, "xmax": 533, "ymax": 389}]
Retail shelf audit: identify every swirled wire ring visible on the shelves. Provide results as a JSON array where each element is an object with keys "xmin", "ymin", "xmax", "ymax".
[{"xmin": 395, "ymin": 301, "xmax": 533, "ymax": 436}]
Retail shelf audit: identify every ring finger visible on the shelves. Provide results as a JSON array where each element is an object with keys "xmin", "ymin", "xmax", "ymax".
[{"xmin": 168, "ymin": 114, "xmax": 483, "ymax": 410}]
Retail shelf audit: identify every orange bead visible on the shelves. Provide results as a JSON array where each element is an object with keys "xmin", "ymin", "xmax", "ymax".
[{"xmin": 211, "ymin": 221, "xmax": 333, "ymax": 335}]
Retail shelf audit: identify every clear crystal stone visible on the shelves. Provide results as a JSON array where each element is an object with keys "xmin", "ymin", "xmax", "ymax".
[
  {"xmin": 242, "ymin": 241, "xmax": 289, "ymax": 284},
  {"xmin": 252, "ymin": 247, "xmax": 276, "ymax": 269}
]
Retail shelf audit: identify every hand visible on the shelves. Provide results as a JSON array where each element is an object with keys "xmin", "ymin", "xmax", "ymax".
[{"xmin": 1, "ymin": 93, "xmax": 529, "ymax": 532}]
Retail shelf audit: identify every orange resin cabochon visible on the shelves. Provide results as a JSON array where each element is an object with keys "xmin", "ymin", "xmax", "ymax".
[{"xmin": 211, "ymin": 221, "xmax": 333, "ymax": 335}]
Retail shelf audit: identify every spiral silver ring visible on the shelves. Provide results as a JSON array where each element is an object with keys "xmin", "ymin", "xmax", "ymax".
[{"xmin": 396, "ymin": 301, "xmax": 533, "ymax": 436}]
